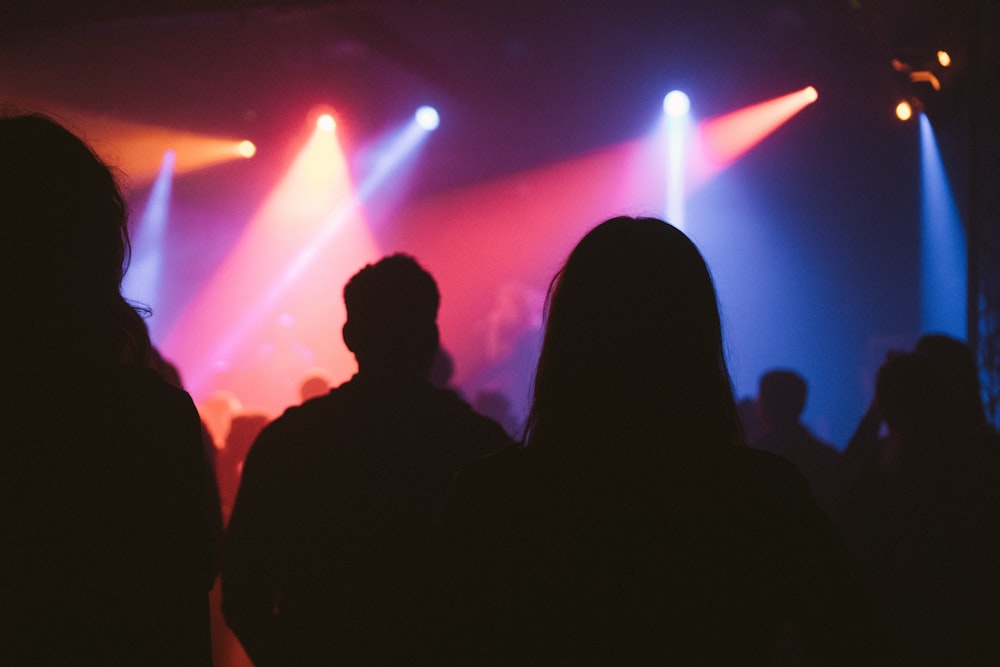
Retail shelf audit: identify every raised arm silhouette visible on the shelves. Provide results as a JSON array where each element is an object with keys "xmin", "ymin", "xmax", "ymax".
[{"xmin": 435, "ymin": 216, "xmax": 892, "ymax": 666}]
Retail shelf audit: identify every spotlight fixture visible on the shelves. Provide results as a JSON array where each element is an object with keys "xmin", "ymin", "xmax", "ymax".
[
  {"xmin": 317, "ymin": 114, "xmax": 336, "ymax": 132},
  {"xmin": 415, "ymin": 106, "xmax": 440, "ymax": 131},
  {"xmin": 937, "ymin": 50, "xmax": 952, "ymax": 67},
  {"xmin": 802, "ymin": 86, "xmax": 819, "ymax": 103},
  {"xmin": 663, "ymin": 90, "xmax": 690, "ymax": 117},
  {"xmin": 238, "ymin": 140, "xmax": 257, "ymax": 158},
  {"xmin": 895, "ymin": 100, "xmax": 913, "ymax": 121}
]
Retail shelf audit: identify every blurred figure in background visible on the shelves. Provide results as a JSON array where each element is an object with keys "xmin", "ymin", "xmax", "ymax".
[
  {"xmin": 837, "ymin": 350, "xmax": 1000, "ymax": 664},
  {"xmin": 298, "ymin": 368, "xmax": 334, "ymax": 403},
  {"xmin": 749, "ymin": 369, "xmax": 841, "ymax": 513}
]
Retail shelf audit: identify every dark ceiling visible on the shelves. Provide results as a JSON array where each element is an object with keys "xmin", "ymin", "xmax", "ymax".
[{"xmin": 0, "ymin": 0, "xmax": 986, "ymax": 193}]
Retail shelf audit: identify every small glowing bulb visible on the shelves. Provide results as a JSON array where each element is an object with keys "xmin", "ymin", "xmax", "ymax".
[
  {"xmin": 896, "ymin": 100, "xmax": 913, "ymax": 121},
  {"xmin": 317, "ymin": 114, "xmax": 336, "ymax": 132},
  {"xmin": 238, "ymin": 140, "xmax": 256, "ymax": 158},
  {"xmin": 663, "ymin": 90, "xmax": 690, "ymax": 117},
  {"xmin": 415, "ymin": 105, "xmax": 440, "ymax": 131},
  {"xmin": 937, "ymin": 50, "xmax": 952, "ymax": 67},
  {"xmin": 803, "ymin": 86, "xmax": 819, "ymax": 103}
]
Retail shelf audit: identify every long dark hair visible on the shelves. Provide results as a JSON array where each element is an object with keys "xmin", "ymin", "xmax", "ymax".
[
  {"xmin": 524, "ymin": 216, "xmax": 742, "ymax": 453},
  {"xmin": 0, "ymin": 113, "xmax": 150, "ymax": 367}
]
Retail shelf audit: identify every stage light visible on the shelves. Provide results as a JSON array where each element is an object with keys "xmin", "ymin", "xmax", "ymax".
[
  {"xmin": 896, "ymin": 100, "xmax": 913, "ymax": 121},
  {"xmin": 415, "ymin": 106, "xmax": 440, "ymax": 131},
  {"xmin": 238, "ymin": 140, "xmax": 256, "ymax": 158},
  {"xmin": 920, "ymin": 113, "xmax": 966, "ymax": 338},
  {"xmin": 317, "ymin": 114, "xmax": 336, "ymax": 132},
  {"xmin": 803, "ymin": 86, "xmax": 819, "ymax": 103},
  {"xmin": 663, "ymin": 90, "xmax": 690, "ymax": 117},
  {"xmin": 937, "ymin": 50, "xmax": 952, "ymax": 67}
]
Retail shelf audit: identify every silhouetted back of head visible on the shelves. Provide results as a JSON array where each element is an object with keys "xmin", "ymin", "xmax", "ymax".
[
  {"xmin": 914, "ymin": 333, "xmax": 987, "ymax": 430},
  {"xmin": 527, "ymin": 216, "xmax": 740, "ymax": 452},
  {"xmin": 876, "ymin": 352, "xmax": 972, "ymax": 473},
  {"xmin": 758, "ymin": 369, "xmax": 808, "ymax": 428},
  {"xmin": 342, "ymin": 253, "xmax": 440, "ymax": 379},
  {"xmin": 0, "ymin": 113, "xmax": 148, "ymax": 367}
]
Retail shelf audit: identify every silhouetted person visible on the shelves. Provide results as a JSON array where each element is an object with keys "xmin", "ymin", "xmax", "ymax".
[
  {"xmin": 434, "ymin": 216, "xmax": 891, "ymax": 665},
  {"xmin": 222, "ymin": 254, "xmax": 512, "ymax": 665},
  {"xmin": 0, "ymin": 113, "xmax": 214, "ymax": 665},
  {"xmin": 914, "ymin": 333, "xmax": 1000, "ymax": 450},
  {"xmin": 750, "ymin": 369, "xmax": 841, "ymax": 513},
  {"xmin": 429, "ymin": 345, "xmax": 457, "ymax": 390},
  {"xmin": 297, "ymin": 368, "xmax": 333, "ymax": 403},
  {"xmin": 837, "ymin": 352, "xmax": 1000, "ymax": 664},
  {"xmin": 216, "ymin": 412, "xmax": 271, "ymax": 522},
  {"xmin": 842, "ymin": 334, "xmax": 998, "ymax": 500}
]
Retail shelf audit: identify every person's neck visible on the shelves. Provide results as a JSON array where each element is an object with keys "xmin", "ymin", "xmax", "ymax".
[{"xmin": 355, "ymin": 366, "xmax": 428, "ymax": 386}]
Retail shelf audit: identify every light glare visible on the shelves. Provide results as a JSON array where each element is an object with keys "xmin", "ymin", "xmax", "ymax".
[
  {"xmin": 318, "ymin": 114, "xmax": 336, "ymax": 132},
  {"xmin": 803, "ymin": 86, "xmax": 819, "ymax": 103},
  {"xmin": 415, "ymin": 106, "xmax": 440, "ymax": 131},
  {"xmin": 896, "ymin": 100, "xmax": 913, "ymax": 121},
  {"xmin": 937, "ymin": 50, "xmax": 952, "ymax": 67},
  {"xmin": 663, "ymin": 90, "xmax": 690, "ymax": 117},
  {"xmin": 238, "ymin": 140, "xmax": 256, "ymax": 158}
]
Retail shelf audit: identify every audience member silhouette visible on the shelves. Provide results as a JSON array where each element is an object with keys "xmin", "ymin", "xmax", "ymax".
[
  {"xmin": 222, "ymin": 254, "xmax": 512, "ymax": 665},
  {"xmin": 216, "ymin": 412, "xmax": 271, "ymax": 522},
  {"xmin": 434, "ymin": 216, "xmax": 891, "ymax": 665},
  {"xmin": 842, "ymin": 334, "xmax": 998, "ymax": 497},
  {"xmin": 297, "ymin": 368, "xmax": 333, "ymax": 403},
  {"xmin": 0, "ymin": 113, "xmax": 214, "ymax": 665},
  {"xmin": 750, "ymin": 369, "xmax": 841, "ymax": 513},
  {"xmin": 837, "ymin": 351, "xmax": 1000, "ymax": 664},
  {"xmin": 914, "ymin": 333, "xmax": 1000, "ymax": 450}
]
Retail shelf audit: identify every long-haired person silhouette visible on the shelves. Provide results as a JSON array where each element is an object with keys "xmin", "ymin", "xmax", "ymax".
[
  {"xmin": 435, "ymin": 216, "xmax": 892, "ymax": 665},
  {"xmin": 0, "ymin": 114, "xmax": 214, "ymax": 665}
]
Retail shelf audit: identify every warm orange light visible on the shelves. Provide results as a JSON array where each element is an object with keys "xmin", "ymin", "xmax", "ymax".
[
  {"xmin": 317, "ymin": 114, "xmax": 336, "ymax": 132},
  {"xmin": 238, "ymin": 140, "xmax": 257, "ymax": 158},
  {"xmin": 896, "ymin": 100, "xmax": 913, "ymax": 121},
  {"xmin": 698, "ymin": 87, "xmax": 819, "ymax": 169},
  {"xmin": 937, "ymin": 50, "xmax": 952, "ymax": 67}
]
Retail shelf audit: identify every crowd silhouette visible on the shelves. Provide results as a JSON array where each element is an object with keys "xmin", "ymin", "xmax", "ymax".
[{"xmin": 4, "ymin": 113, "xmax": 998, "ymax": 666}]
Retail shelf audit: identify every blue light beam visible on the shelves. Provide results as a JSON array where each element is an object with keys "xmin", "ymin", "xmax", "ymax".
[
  {"xmin": 919, "ymin": 113, "xmax": 966, "ymax": 339},
  {"xmin": 123, "ymin": 149, "xmax": 175, "ymax": 335}
]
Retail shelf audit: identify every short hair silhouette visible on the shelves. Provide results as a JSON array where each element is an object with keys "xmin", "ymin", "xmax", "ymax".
[
  {"xmin": 526, "ymin": 215, "xmax": 741, "ymax": 449},
  {"xmin": 758, "ymin": 369, "xmax": 808, "ymax": 425},
  {"xmin": 0, "ymin": 112, "xmax": 149, "ymax": 365},
  {"xmin": 342, "ymin": 253, "xmax": 440, "ymax": 377}
]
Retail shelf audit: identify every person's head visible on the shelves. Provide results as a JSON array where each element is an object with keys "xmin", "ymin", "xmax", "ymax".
[
  {"xmin": 299, "ymin": 368, "xmax": 334, "ymax": 402},
  {"xmin": 0, "ymin": 112, "xmax": 148, "ymax": 365},
  {"xmin": 526, "ymin": 216, "xmax": 741, "ymax": 451},
  {"xmin": 876, "ymin": 352, "xmax": 971, "ymax": 471},
  {"xmin": 757, "ymin": 369, "xmax": 808, "ymax": 429},
  {"xmin": 342, "ymin": 253, "xmax": 440, "ymax": 379},
  {"xmin": 914, "ymin": 333, "xmax": 987, "ymax": 429}
]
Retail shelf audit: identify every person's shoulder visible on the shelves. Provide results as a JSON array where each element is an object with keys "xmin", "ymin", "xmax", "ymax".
[
  {"xmin": 730, "ymin": 445, "xmax": 814, "ymax": 502},
  {"xmin": 442, "ymin": 445, "xmax": 529, "ymax": 522},
  {"xmin": 423, "ymin": 385, "xmax": 515, "ymax": 443},
  {"xmin": 458, "ymin": 443, "xmax": 525, "ymax": 476},
  {"xmin": 107, "ymin": 365, "xmax": 200, "ymax": 420}
]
